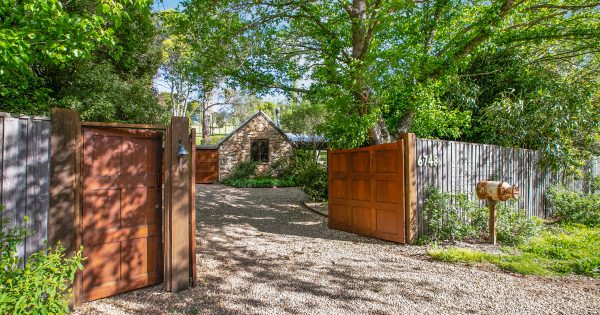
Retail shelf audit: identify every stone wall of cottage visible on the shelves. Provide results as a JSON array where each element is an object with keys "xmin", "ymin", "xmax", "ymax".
[{"xmin": 218, "ymin": 114, "xmax": 293, "ymax": 180}]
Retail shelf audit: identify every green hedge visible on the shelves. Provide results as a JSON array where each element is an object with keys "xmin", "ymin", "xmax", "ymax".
[{"xmin": 222, "ymin": 177, "xmax": 297, "ymax": 188}]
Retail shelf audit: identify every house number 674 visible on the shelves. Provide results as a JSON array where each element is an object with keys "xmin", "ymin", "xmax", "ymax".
[{"xmin": 417, "ymin": 155, "xmax": 439, "ymax": 167}]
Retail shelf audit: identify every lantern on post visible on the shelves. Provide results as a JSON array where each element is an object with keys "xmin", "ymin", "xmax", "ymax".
[{"xmin": 476, "ymin": 181, "xmax": 520, "ymax": 244}]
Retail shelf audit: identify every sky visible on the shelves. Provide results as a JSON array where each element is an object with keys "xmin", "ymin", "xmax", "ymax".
[{"xmin": 152, "ymin": 0, "xmax": 182, "ymax": 11}]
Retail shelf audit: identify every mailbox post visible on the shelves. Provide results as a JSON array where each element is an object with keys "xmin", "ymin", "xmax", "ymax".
[{"xmin": 476, "ymin": 181, "xmax": 520, "ymax": 244}]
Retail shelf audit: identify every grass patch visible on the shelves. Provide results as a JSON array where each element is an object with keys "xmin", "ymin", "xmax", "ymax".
[
  {"xmin": 428, "ymin": 225, "xmax": 600, "ymax": 277},
  {"xmin": 222, "ymin": 176, "xmax": 296, "ymax": 188}
]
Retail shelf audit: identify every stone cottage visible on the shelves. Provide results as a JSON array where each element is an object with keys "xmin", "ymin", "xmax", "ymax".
[{"xmin": 195, "ymin": 111, "xmax": 294, "ymax": 183}]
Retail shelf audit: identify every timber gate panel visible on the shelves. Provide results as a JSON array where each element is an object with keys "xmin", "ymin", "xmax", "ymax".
[
  {"xmin": 81, "ymin": 127, "xmax": 163, "ymax": 301},
  {"xmin": 195, "ymin": 149, "xmax": 219, "ymax": 183},
  {"xmin": 328, "ymin": 142, "xmax": 406, "ymax": 243}
]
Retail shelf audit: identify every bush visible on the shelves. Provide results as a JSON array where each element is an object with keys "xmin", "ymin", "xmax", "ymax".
[
  {"xmin": 222, "ymin": 177, "xmax": 296, "ymax": 188},
  {"xmin": 297, "ymin": 163, "xmax": 328, "ymax": 201},
  {"xmin": 420, "ymin": 188, "xmax": 480, "ymax": 243},
  {"xmin": 223, "ymin": 159, "xmax": 297, "ymax": 188},
  {"xmin": 0, "ymin": 207, "xmax": 84, "ymax": 314},
  {"xmin": 229, "ymin": 160, "xmax": 259, "ymax": 179},
  {"xmin": 286, "ymin": 149, "xmax": 328, "ymax": 201},
  {"xmin": 420, "ymin": 187, "xmax": 541, "ymax": 245},
  {"xmin": 547, "ymin": 184, "xmax": 600, "ymax": 227},
  {"xmin": 495, "ymin": 202, "xmax": 543, "ymax": 245}
]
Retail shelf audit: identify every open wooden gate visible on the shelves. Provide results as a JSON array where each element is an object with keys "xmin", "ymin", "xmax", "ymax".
[
  {"xmin": 328, "ymin": 141, "xmax": 409, "ymax": 243},
  {"xmin": 81, "ymin": 127, "xmax": 163, "ymax": 301}
]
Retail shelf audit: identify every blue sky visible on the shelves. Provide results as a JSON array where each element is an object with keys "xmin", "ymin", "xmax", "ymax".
[{"xmin": 152, "ymin": 0, "xmax": 182, "ymax": 11}]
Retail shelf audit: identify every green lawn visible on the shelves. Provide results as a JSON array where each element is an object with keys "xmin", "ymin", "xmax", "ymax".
[{"xmin": 428, "ymin": 225, "xmax": 600, "ymax": 277}]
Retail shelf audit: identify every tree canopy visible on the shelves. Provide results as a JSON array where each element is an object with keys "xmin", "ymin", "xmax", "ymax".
[
  {"xmin": 0, "ymin": 0, "xmax": 164, "ymax": 123},
  {"xmin": 177, "ymin": 0, "xmax": 598, "ymax": 167}
]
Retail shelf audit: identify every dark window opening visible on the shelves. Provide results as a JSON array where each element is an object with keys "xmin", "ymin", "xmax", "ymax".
[{"xmin": 251, "ymin": 139, "xmax": 269, "ymax": 163}]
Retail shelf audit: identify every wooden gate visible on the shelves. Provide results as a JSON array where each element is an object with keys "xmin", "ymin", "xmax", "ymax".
[
  {"xmin": 195, "ymin": 148, "xmax": 219, "ymax": 183},
  {"xmin": 81, "ymin": 127, "xmax": 162, "ymax": 301},
  {"xmin": 328, "ymin": 142, "xmax": 408, "ymax": 243}
]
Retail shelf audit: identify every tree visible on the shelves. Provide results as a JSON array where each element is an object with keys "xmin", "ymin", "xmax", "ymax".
[
  {"xmin": 0, "ymin": 0, "xmax": 148, "ymax": 115},
  {"xmin": 158, "ymin": 10, "xmax": 197, "ymax": 117},
  {"xmin": 157, "ymin": 3, "xmax": 246, "ymax": 142},
  {"xmin": 193, "ymin": 0, "xmax": 599, "ymax": 148},
  {"xmin": 280, "ymin": 100, "xmax": 325, "ymax": 136},
  {"xmin": 441, "ymin": 48, "xmax": 599, "ymax": 170},
  {"xmin": 50, "ymin": 0, "xmax": 164, "ymax": 124}
]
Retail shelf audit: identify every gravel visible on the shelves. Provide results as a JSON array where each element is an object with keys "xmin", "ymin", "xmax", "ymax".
[{"xmin": 76, "ymin": 184, "xmax": 600, "ymax": 315}]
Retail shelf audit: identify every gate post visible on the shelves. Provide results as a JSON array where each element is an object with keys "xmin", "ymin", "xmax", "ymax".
[
  {"xmin": 164, "ymin": 116, "xmax": 193, "ymax": 293},
  {"xmin": 48, "ymin": 108, "xmax": 83, "ymax": 305},
  {"xmin": 400, "ymin": 133, "xmax": 417, "ymax": 244}
]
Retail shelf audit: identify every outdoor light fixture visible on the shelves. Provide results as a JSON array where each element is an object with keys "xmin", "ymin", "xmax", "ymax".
[{"xmin": 177, "ymin": 137, "xmax": 189, "ymax": 158}]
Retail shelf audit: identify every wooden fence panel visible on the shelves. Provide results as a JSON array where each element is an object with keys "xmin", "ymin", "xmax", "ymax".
[
  {"xmin": 415, "ymin": 138, "xmax": 597, "ymax": 229},
  {"xmin": 0, "ymin": 114, "xmax": 51, "ymax": 265}
]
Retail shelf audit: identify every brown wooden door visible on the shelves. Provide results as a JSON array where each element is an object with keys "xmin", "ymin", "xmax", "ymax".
[
  {"xmin": 328, "ymin": 142, "xmax": 405, "ymax": 243},
  {"xmin": 81, "ymin": 127, "xmax": 163, "ymax": 301},
  {"xmin": 195, "ymin": 149, "xmax": 219, "ymax": 183}
]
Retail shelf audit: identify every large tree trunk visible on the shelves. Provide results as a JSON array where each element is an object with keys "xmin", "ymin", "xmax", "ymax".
[
  {"xmin": 348, "ymin": 0, "xmax": 391, "ymax": 146},
  {"xmin": 201, "ymin": 103, "xmax": 210, "ymax": 144},
  {"xmin": 367, "ymin": 116, "xmax": 391, "ymax": 145},
  {"xmin": 396, "ymin": 110, "xmax": 415, "ymax": 134}
]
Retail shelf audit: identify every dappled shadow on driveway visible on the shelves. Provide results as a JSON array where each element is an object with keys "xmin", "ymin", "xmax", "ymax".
[
  {"xmin": 199, "ymin": 184, "xmax": 386, "ymax": 244},
  {"xmin": 75, "ymin": 184, "xmax": 600, "ymax": 315}
]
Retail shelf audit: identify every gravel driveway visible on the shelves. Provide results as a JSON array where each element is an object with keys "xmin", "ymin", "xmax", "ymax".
[{"xmin": 78, "ymin": 184, "xmax": 599, "ymax": 315}]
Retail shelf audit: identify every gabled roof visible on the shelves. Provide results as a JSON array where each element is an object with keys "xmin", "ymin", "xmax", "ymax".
[
  {"xmin": 198, "ymin": 111, "xmax": 291, "ymax": 149},
  {"xmin": 286, "ymin": 133, "xmax": 328, "ymax": 150}
]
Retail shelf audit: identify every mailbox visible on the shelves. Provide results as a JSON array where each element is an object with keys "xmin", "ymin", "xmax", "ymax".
[
  {"xmin": 476, "ymin": 181, "xmax": 519, "ymax": 201},
  {"xmin": 476, "ymin": 180, "xmax": 520, "ymax": 245}
]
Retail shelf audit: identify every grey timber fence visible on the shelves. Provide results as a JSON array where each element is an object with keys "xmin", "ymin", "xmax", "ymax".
[
  {"xmin": 415, "ymin": 138, "xmax": 599, "ymax": 234},
  {"xmin": 0, "ymin": 113, "xmax": 51, "ymax": 266}
]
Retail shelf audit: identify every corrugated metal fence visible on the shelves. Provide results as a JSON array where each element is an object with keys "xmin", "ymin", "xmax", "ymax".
[
  {"xmin": 416, "ymin": 138, "xmax": 599, "ymax": 233},
  {"xmin": 0, "ymin": 113, "xmax": 51, "ymax": 266}
]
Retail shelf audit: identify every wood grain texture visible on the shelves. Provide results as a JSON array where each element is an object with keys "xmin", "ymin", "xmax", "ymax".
[
  {"xmin": 0, "ymin": 115, "xmax": 51, "ymax": 266},
  {"xmin": 329, "ymin": 142, "xmax": 405, "ymax": 243},
  {"xmin": 25, "ymin": 119, "xmax": 51, "ymax": 264},
  {"xmin": 400, "ymin": 133, "xmax": 417, "ymax": 244},
  {"xmin": 413, "ymin": 138, "xmax": 599, "ymax": 235},
  {"xmin": 195, "ymin": 148, "xmax": 219, "ymax": 183},
  {"xmin": 80, "ymin": 121, "xmax": 167, "ymax": 130},
  {"xmin": 49, "ymin": 109, "xmax": 80, "ymax": 254},
  {"xmin": 189, "ymin": 128, "xmax": 197, "ymax": 287},
  {"xmin": 81, "ymin": 127, "xmax": 163, "ymax": 301},
  {"xmin": 166, "ymin": 116, "xmax": 191, "ymax": 292}
]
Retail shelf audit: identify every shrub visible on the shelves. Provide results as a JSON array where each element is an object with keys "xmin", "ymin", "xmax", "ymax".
[
  {"xmin": 0, "ymin": 207, "xmax": 84, "ymax": 314},
  {"xmin": 266, "ymin": 158, "xmax": 291, "ymax": 178},
  {"xmin": 297, "ymin": 163, "xmax": 328, "ymax": 201},
  {"xmin": 420, "ymin": 187, "xmax": 479, "ymax": 243},
  {"xmin": 496, "ymin": 202, "xmax": 543, "ymax": 246},
  {"xmin": 287, "ymin": 149, "xmax": 318, "ymax": 178},
  {"xmin": 286, "ymin": 149, "xmax": 328, "ymax": 201},
  {"xmin": 547, "ymin": 184, "xmax": 600, "ymax": 227},
  {"xmin": 591, "ymin": 175, "xmax": 600, "ymax": 194},
  {"xmin": 229, "ymin": 160, "xmax": 259, "ymax": 179},
  {"xmin": 222, "ymin": 177, "xmax": 296, "ymax": 188},
  {"xmin": 420, "ymin": 187, "xmax": 541, "ymax": 245}
]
